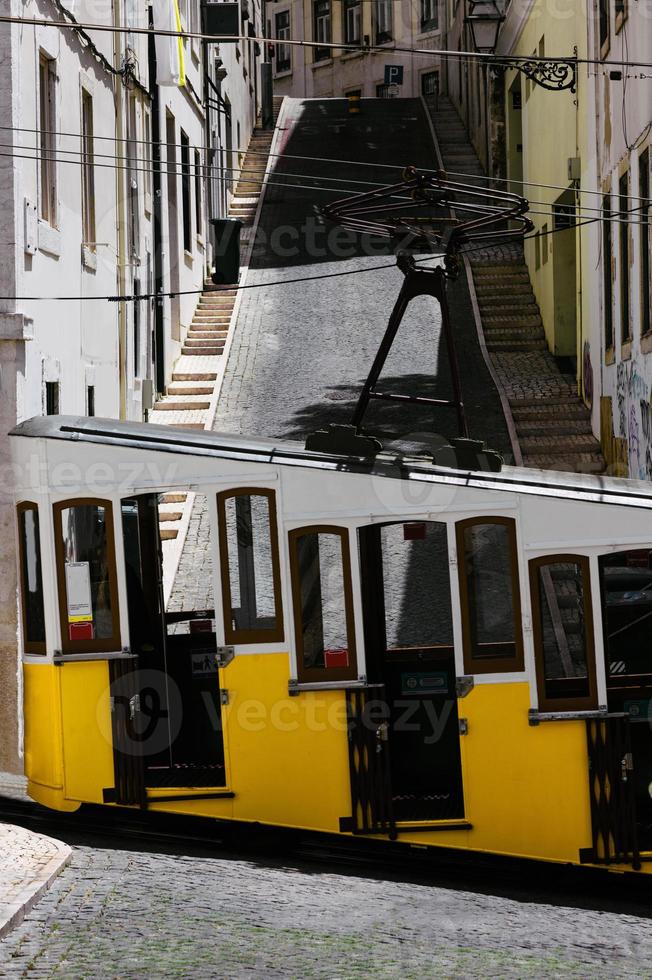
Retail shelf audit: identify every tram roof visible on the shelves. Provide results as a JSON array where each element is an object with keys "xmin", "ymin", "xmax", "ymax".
[{"xmin": 10, "ymin": 415, "xmax": 652, "ymax": 510}]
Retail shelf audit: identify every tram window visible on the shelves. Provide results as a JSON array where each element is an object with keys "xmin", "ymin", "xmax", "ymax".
[
  {"xmin": 54, "ymin": 499, "xmax": 121, "ymax": 653},
  {"xmin": 381, "ymin": 522, "xmax": 453, "ymax": 649},
  {"xmin": 217, "ymin": 489, "xmax": 284, "ymax": 644},
  {"xmin": 17, "ymin": 503, "xmax": 46, "ymax": 654},
  {"xmin": 289, "ymin": 527, "xmax": 358, "ymax": 682},
  {"xmin": 456, "ymin": 517, "xmax": 524, "ymax": 673},
  {"xmin": 529, "ymin": 555, "xmax": 598, "ymax": 711},
  {"xmin": 599, "ymin": 549, "xmax": 652, "ymax": 681}
]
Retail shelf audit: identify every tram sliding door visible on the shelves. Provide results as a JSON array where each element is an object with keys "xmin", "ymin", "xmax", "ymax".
[
  {"xmin": 599, "ymin": 549, "xmax": 652, "ymax": 851},
  {"xmin": 359, "ymin": 522, "xmax": 464, "ymax": 822},
  {"xmin": 121, "ymin": 494, "xmax": 226, "ymax": 791}
]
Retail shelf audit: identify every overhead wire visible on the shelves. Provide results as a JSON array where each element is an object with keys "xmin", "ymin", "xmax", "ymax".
[{"xmin": 4, "ymin": 11, "xmax": 652, "ymax": 72}]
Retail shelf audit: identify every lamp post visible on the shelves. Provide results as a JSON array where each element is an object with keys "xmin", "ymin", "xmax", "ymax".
[{"xmin": 464, "ymin": 0, "xmax": 577, "ymax": 92}]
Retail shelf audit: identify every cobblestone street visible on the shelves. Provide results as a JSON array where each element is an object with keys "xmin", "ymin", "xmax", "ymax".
[{"xmin": 1, "ymin": 842, "xmax": 652, "ymax": 979}]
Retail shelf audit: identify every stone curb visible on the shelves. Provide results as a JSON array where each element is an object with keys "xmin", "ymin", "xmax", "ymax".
[{"xmin": 0, "ymin": 827, "xmax": 72, "ymax": 939}]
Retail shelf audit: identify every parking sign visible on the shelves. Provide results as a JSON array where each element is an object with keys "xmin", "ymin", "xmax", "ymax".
[{"xmin": 384, "ymin": 65, "xmax": 404, "ymax": 86}]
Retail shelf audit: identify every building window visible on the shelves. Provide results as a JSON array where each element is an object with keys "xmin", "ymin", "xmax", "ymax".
[
  {"xmin": 194, "ymin": 148, "xmax": 203, "ymax": 239},
  {"xmin": 133, "ymin": 278, "xmax": 141, "ymax": 378},
  {"xmin": 420, "ymin": 0, "xmax": 438, "ymax": 33},
  {"xmin": 374, "ymin": 0, "xmax": 392, "ymax": 43},
  {"xmin": 217, "ymin": 489, "xmax": 284, "ymax": 644},
  {"xmin": 619, "ymin": 171, "xmax": 631, "ymax": 344},
  {"xmin": 86, "ymin": 385, "xmax": 95, "ymax": 417},
  {"xmin": 289, "ymin": 526, "xmax": 358, "ymax": 683},
  {"xmin": 421, "ymin": 70, "xmax": 439, "ymax": 102},
  {"xmin": 456, "ymin": 517, "xmax": 524, "ymax": 674},
  {"xmin": 39, "ymin": 53, "xmax": 57, "ymax": 226},
  {"xmin": 639, "ymin": 148, "xmax": 650, "ymax": 337},
  {"xmin": 343, "ymin": 0, "xmax": 361, "ymax": 46},
  {"xmin": 17, "ymin": 503, "xmax": 46, "ymax": 655},
  {"xmin": 599, "ymin": 549, "xmax": 652, "ymax": 684},
  {"xmin": 313, "ymin": 0, "xmax": 331, "ymax": 61},
  {"xmin": 45, "ymin": 381, "xmax": 59, "ymax": 416},
  {"xmin": 143, "ymin": 108, "xmax": 152, "ymax": 210},
  {"xmin": 529, "ymin": 555, "xmax": 598, "ymax": 712},
  {"xmin": 53, "ymin": 500, "xmax": 121, "ymax": 653},
  {"xmin": 127, "ymin": 97, "xmax": 140, "ymax": 260},
  {"xmin": 81, "ymin": 89, "xmax": 96, "ymax": 248},
  {"xmin": 603, "ymin": 191, "xmax": 614, "ymax": 350},
  {"xmin": 180, "ymin": 130, "xmax": 191, "ymax": 253},
  {"xmin": 615, "ymin": 0, "xmax": 627, "ymax": 32},
  {"xmin": 275, "ymin": 10, "xmax": 291, "ymax": 72},
  {"xmin": 598, "ymin": 0, "xmax": 609, "ymax": 54}
]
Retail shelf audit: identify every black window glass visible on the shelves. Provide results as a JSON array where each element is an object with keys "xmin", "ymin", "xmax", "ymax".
[
  {"xmin": 600, "ymin": 549, "xmax": 652, "ymax": 679},
  {"xmin": 19, "ymin": 507, "xmax": 46, "ymax": 649},
  {"xmin": 537, "ymin": 560, "xmax": 591, "ymax": 700}
]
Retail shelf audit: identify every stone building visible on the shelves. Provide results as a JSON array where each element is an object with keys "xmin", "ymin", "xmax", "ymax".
[{"xmin": 265, "ymin": 0, "xmax": 442, "ymax": 99}]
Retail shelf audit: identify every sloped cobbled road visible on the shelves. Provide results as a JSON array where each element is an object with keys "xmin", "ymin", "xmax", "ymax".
[{"xmin": 0, "ymin": 844, "xmax": 651, "ymax": 978}]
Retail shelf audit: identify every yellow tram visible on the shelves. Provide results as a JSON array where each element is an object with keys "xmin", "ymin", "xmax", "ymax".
[{"xmin": 10, "ymin": 415, "xmax": 652, "ymax": 873}]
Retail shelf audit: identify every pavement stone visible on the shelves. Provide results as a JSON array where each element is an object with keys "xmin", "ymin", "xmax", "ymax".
[
  {"xmin": 0, "ymin": 825, "xmax": 71, "ymax": 940},
  {"xmin": 0, "ymin": 844, "xmax": 651, "ymax": 978}
]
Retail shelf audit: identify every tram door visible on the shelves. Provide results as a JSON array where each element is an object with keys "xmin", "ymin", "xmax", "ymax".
[
  {"xmin": 359, "ymin": 522, "xmax": 465, "ymax": 822},
  {"xmin": 599, "ymin": 550, "xmax": 652, "ymax": 851},
  {"xmin": 121, "ymin": 494, "xmax": 226, "ymax": 790}
]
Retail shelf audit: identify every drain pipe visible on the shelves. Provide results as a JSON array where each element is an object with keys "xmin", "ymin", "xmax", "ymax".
[{"xmin": 148, "ymin": 9, "xmax": 165, "ymax": 396}]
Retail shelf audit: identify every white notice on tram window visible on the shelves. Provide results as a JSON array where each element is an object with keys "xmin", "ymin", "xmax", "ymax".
[{"xmin": 65, "ymin": 561, "xmax": 93, "ymax": 622}]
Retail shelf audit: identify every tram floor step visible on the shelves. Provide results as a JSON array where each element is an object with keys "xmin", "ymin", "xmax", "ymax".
[{"xmin": 523, "ymin": 452, "xmax": 605, "ymax": 473}]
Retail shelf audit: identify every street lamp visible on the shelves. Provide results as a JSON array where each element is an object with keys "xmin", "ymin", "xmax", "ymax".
[
  {"xmin": 465, "ymin": 0, "xmax": 504, "ymax": 55},
  {"xmin": 463, "ymin": 0, "xmax": 577, "ymax": 92}
]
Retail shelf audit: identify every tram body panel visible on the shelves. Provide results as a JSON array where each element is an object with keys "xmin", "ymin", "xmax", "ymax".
[{"xmin": 10, "ymin": 418, "xmax": 652, "ymax": 873}]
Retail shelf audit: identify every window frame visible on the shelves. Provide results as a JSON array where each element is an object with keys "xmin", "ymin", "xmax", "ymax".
[
  {"xmin": 374, "ymin": 0, "xmax": 392, "ymax": 44},
  {"xmin": 598, "ymin": 548, "xmax": 652, "ymax": 688},
  {"xmin": 602, "ymin": 190, "xmax": 614, "ymax": 352},
  {"xmin": 313, "ymin": 0, "xmax": 331, "ymax": 61},
  {"xmin": 343, "ymin": 0, "xmax": 362, "ymax": 47},
  {"xmin": 17, "ymin": 502, "xmax": 47, "ymax": 656},
  {"xmin": 275, "ymin": 10, "xmax": 291, "ymax": 73},
  {"xmin": 619, "ymin": 169, "xmax": 631, "ymax": 345},
  {"xmin": 456, "ymin": 516, "xmax": 524, "ymax": 674},
  {"xmin": 529, "ymin": 553, "xmax": 598, "ymax": 712},
  {"xmin": 81, "ymin": 88, "xmax": 96, "ymax": 249},
  {"xmin": 639, "ymin": 147, "xmax": 651, "ymax": 338},
  {"xmin": 53, "ymin": 497, "xmax": 122, "ymax": 655},
  {"xmin": 420, "ymin": 0, "xmax": 438, "ymax": 34},
  {"xmin": 38, "ymin": 52, "xmax": 57, "ymax": 227},
  {"xmin": 180, "ymin": 129, "xmax": 192, "ymax": 254},
  {"xmin": 288, "ymin": 525, "xmax": 358, "ymax": 683},
  {"xmin": 217, "ymin": 487, "xmax": 285, "ymax": 645}
]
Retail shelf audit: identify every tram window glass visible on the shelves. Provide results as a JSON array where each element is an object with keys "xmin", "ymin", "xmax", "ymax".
[
  {"xmin": 599, "ymin": 549, "xmax": 652, "ymax": 681},
  {"xmin": 381, "ymin": 522, "xmax": 453, "ymax": 649},
  {"xmin": 456, "ymin": 517, "xmax": 524, "ymax": 673},
  {"xmin": 289, "ymin": 527, "xmax": 358, "ymax": 682},
  {"xmin": 217, "ymin": 489, "xmax": 284, "ymax": 644},
  {"xmin": 54, "ymin": 500, "xmax": 120, "ymax": 653},
  {"xmin": 529, "ymin": 555, "xmax": 597, "ymax": 711},
  {"xmin": 17, "ymin": 503, "xmax": 46, "ymax": 654}
]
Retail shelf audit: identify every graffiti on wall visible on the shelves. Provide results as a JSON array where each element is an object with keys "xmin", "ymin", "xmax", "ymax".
[{"xmin": 615, "ymin": 358, "xmax": 652, "ymax": 480}]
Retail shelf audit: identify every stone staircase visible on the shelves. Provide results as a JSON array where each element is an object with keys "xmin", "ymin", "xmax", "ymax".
[
  {"xmin": 429, "ymin": 96, "xmax": 605, "ymax": 474},
  {"xmin": 149, "ymin": 97, "xmax": 284, "ymax": 542}
]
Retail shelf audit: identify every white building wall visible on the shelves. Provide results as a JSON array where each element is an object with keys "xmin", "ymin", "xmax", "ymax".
[{"xmin": 587, "ymin": 4, "xmax": 652, "ymax": 478}]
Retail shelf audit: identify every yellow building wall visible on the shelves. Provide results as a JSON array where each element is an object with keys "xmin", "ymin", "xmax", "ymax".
[{"xmin": 505, "ymin": 3, "xmax": 588, "ymax": 368}]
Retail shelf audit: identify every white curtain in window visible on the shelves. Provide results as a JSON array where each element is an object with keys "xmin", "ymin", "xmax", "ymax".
[{"xmin": 153, "ymin": 0, "xmax": 186, "ymax": 87}]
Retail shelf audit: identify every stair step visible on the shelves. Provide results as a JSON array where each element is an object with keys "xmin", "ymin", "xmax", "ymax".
[
  {"xmin": 173, "ymin": 372, "xmax": 217, "ymax": 381},
  {"xmin": 487, "ymin": 339, "xmax": 548, "ymax": 352},
  {"xmin": 478, "ymin": 296, "xmax": 539, "ymax": 311},
  {"xmin": 160, "ymin": 492, "xmax": 187, "ymax": 504},
  {"xmin": 484, "ymin": 327, "xmax": 545, "ymax": 341},
  {"xmin": 182, "ymin": 345, "xmax": 224, "ymax": 355},
  {"xmin": 184, "ymin": 337, "xmax": 226, "ymax": 347},
  {"xmin": 520, "ymin": 435, "xmax": 602, "ymax": 455},
  {"xmin": 159, "ymin": 510, "xmax": 183, "ymax": 522},
  {"xmin": 483, "ymin": 314, "xmax": 543, "ymax": 328},
  {"xmin": 474, "ymin": 284, "xmax": 535, "ymax": 298},
  {"xmin": 510, "ymin": 394, "xmax": 583, "ymax": 410},
  {"xmin": 168, "ymin": 383, "xmax": 213, "ymax": 396},
  {"xmin": 516, "ymin": 418, "xmax": 592, "ymax": 437},
  {"xmin": 523, "ymin": 452, "xmax": 605, "ymax": 474},
  {"xmin": 154, "ymin": 399, "xmax": 212, "ymax": 411},
  {"xmin": 160, "ymin": 528, "xmax": 179, "ymax": 541},
  {"xmin": 472, "ymin": 266, "xmax": 529, "ymax": 280}
]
